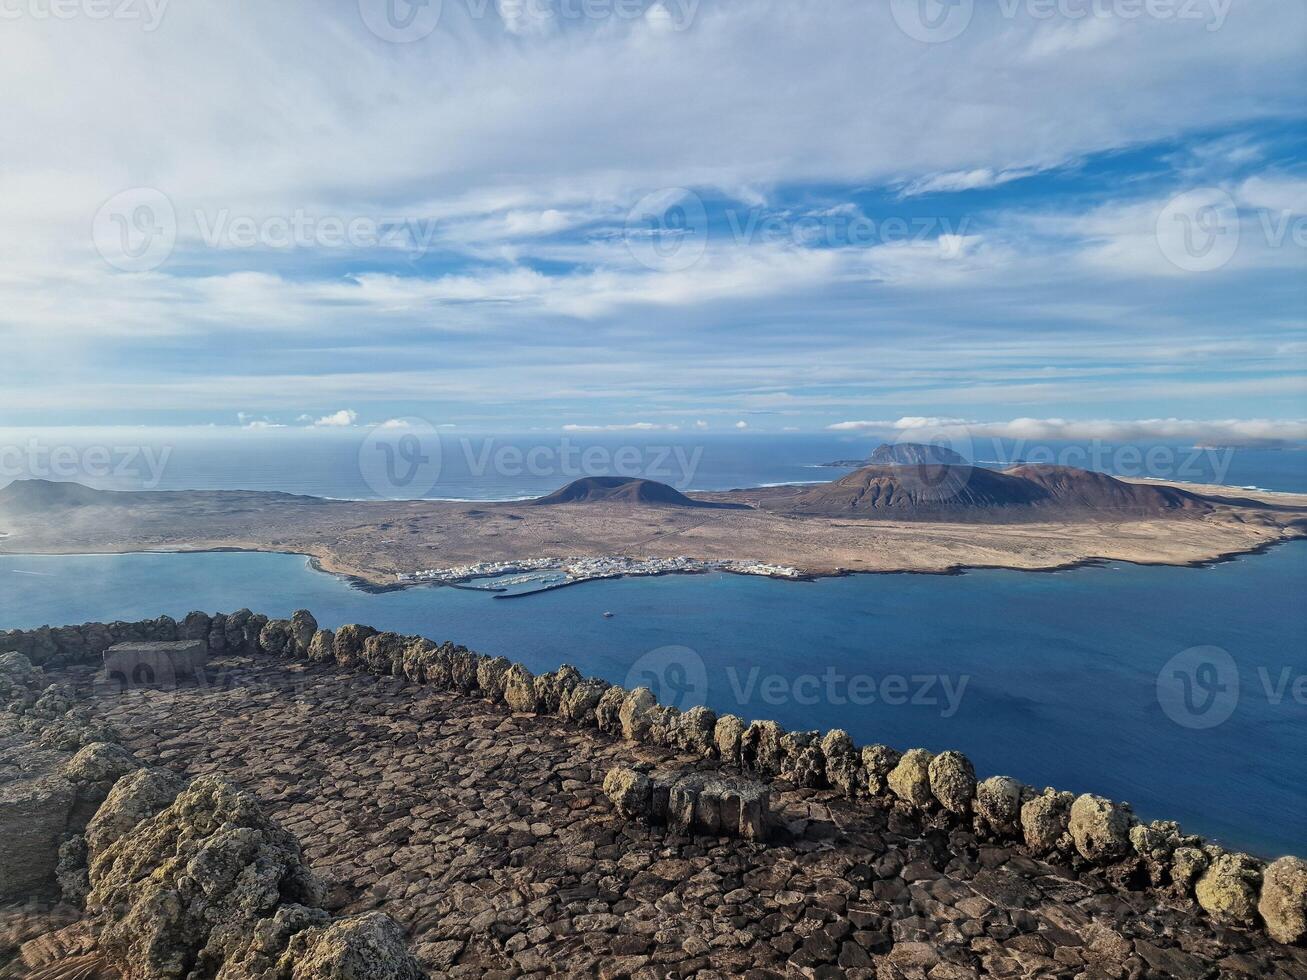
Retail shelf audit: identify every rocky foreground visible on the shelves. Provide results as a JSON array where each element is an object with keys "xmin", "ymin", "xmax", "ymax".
[{"xmin": 1, "ymin": 613, "xmax": 1306, "ymax": 979}]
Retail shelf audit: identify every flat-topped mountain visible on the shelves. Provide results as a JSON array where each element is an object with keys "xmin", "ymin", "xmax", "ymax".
[
  {"xmin": 0, "ymin": 479, "xmax": 325, "ymax": 515},
  {"xmin": 753, "ymin": 464, "xmax": 1214, "ymax": 518},
  {"xmin": 867, "ymin": 442, "xmax": 968, "ymax": 466},
  {"xmin": 530, "ymin": 476, "xmax": 745, "ymax": 509}
]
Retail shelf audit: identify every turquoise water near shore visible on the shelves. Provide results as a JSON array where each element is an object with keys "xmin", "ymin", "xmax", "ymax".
[{"xmin": 2, "ymin": 546, "xmax": 1304, "ymax": 857}]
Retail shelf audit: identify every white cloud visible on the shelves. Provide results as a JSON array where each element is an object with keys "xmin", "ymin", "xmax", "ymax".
[
  {"xmin": 827, "ymin": 417, "xmax": 1307, "ymax": 447},
  {"xmin": 735, "ymin": 420, "xmax": 748, "ymax": 429},
  {"xmin": 313, "ymin": 409, "xmax": 358, "ymax": 427}
]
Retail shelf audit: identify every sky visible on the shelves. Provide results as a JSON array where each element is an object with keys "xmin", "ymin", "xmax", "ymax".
[{"xmin": 1, "ymin": 0, "xmax": 1305, "ymax": 446}]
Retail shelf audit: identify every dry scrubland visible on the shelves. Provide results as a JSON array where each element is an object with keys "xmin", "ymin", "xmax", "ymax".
[{"xmin": 0, "ymin": 473, "xmax": 1303, "ymax": 587}]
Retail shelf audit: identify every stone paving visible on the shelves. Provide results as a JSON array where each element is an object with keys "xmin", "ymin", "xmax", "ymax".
[{"xmin": 69, "ymin": 656, "xmax": 1307, "ymax": 979}]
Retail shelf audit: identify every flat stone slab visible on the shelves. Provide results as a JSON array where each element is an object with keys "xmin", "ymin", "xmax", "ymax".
[
  {"xmin": 102, "ymin": 640, "xmax": 206, "ymax": 690},
  {"xmin": 605, "ymin": 765, "xmax": 770, "ymax": 840}
]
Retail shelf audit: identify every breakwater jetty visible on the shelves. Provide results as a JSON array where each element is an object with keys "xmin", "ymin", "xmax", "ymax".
[{"xmin": 1, "ymin": 612, "xmax": 1304, "ymax": 978}]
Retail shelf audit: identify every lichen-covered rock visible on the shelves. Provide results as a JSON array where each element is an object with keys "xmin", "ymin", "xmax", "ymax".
[
  {"xmin": 677, "ymin": 705, "xmax": 717, "ymax": 757},
  {"xmin": 476, "ymin": 656, "xmax": 513, "ymax": 703},
  {"xmin": 447, "ymin": 646, "xmax": 481, "ymax": 692},
  {"xmin": 85, "ymin": 767, "xmax": 185, "ymax": 861},
  {"xmin": 714, "ymin": 714, "xmax": 746, "ymax": 766},
  {"xmin": 332, "ymin": 624, "xmax": 377, "ymax": 669},
  {"xmin": 778, "ymin": 730, "xmax": 825, "ymax": 788},
  {"xmin": 61, "ymin": 742, "xmax": 135, "ymax": 783},
  {"xmin": 402, "ymin": 638, "xmax": 448, "ymax": 687},
  {"xmin": 603, "ymin": 766, "xmax": 652, "ymax": 819},
  {"xmin": 282, "ymin": 910, "xmax": 424, "ymax": 979},
  {"xmin": 307, "ymin": 629, "xmax": 336, "ymax": 665},
  {"xmin": 820, "ymin": 729, "xmax": 862, "ymax": 797},
  {"xmin": 179, "ymin": 611, "xmax": 212, "ymax": 643},
  {"xmin": 1129, "ymin": 820, "xmax": 1199, "ymax": 888},
  {"xmin": 1021, "ymin": 789, "xmax": 1075, "ymax": 853},
  {"xmin": 975, "ymin": 776, "xmax": 1026, "ymax": 836},
  {"xmin": 1195, "ymin": 852, "xmax": 1263, "ymax": 927},
  {"xmin": 862, "ymin": 745, "xmax": 901, "ymax": 795},
  {"xmin": 1259, "ymin": 855, "xmax": 1307, "ymax": 945},
  {"xmin": 36, "ymin": 708, "xmax": 118, "ymax": 751},
  {"xmin": 1171, "ymin": 846, "xmax": 1209, "ymax": 894},
  {"xmin": 502, "ymin": 664, "xmax": 539, "ymax": 713},
  {"xmin": 56, "ymin": 833, "xmax": 90, "ymax": 905},
  {"xmin": 534, "ymin": 664, "xmax": 581, "ymax": 714},
  {"xmin": 740, "ymin": 720, "xmax": 786, "ymax": 778},
  {"xmin": 647, "ymin": 705, "xmax": 681, "ymax": 748},
  {"xmin": 88, "ymin": 775, "xmax": 324, "ymax": 979},
  {"xmin": 560, "ymin": 679, "xmax": 609, "ymax": 726},
  {"xmin": 289, "ymin": 610, "xmax": 317, "ymax": 656},
  {"xmin": 927, "ymin": 750, "xmax": 976, "ymax": 815},
  {"xmin": 1069, "ymin": 794, "xmax": 1134, "ymax": 863},
  {"xmin": 259, "ymin": 620, "xmax": 295, "ymax": 658},
  {"xmin": 0, "ymin": 774, "xmax": 76, "ymax": 901},
  {"xmin": 887, "ymin": 748, "xmax": 935, "ymax": 807},
  {"xmin": 220, "ymin": 904, "xmax": 331, "ymax": 979},
  {"xmin": 362, "ymin": 632, "xmax": 406, "ymax": 676},
  {"xmin": 619, "ymin": 688, "xmax": 657, "ymax": 742},
  {"xmin": 594, "ymin": 685, "xmax": 626, "ymax": 733}
]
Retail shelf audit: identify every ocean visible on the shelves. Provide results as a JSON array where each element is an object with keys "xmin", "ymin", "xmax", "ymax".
[
  {"xmin": 1, "ymin": 544, "xmax": 1304, "ymax": 858},
  {"xmin": 1, "ymin": 428, "xmax": 1304, "ymax": 498}
]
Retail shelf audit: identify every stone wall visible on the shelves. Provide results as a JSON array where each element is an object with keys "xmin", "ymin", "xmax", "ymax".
[
  {"xmin": 0, "ymin": 635, "xmax": 427, "ymax": 979},
  {"xmin": 2, "ymin": 612, "xmax": 1304, "ymax": 948}
]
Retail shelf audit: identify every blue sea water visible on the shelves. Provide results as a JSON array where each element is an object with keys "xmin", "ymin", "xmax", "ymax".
[
  {"xmin": 2, "ymin": 428, "xmax": 1304, "ymax": 498},
  {"xmin": 2, "ymin": 545, "xmax": 1303, "ymax": 857}
]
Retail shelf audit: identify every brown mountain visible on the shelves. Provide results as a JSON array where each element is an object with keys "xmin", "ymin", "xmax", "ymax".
[
  {"xmin": 753, "ymin": 464, "xmax": 1214, "ymax": 519},
  {"xmin": 531, "ymin": 477, "xmax": 747, "ymax": 509}
]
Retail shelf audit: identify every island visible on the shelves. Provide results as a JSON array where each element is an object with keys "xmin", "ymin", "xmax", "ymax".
[{"xmin": 0, "ymin": 465, "xmax": 1304, "ymax": 589}]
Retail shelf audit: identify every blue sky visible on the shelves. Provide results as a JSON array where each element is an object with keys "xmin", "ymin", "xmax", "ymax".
[{"xmin": 1, "ymin": 0, "xmax": 1304, "ymax": 446}]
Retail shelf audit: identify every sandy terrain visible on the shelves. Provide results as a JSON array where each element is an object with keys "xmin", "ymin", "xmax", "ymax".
[{"xmin": 0, "ymin": 477, "xmax": 1304, "ymax": 587}]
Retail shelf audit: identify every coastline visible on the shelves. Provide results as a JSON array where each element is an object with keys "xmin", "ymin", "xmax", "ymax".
[{"xmin": 4, "ymin": 530, "xmax": 1303, "ymax": 594}]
